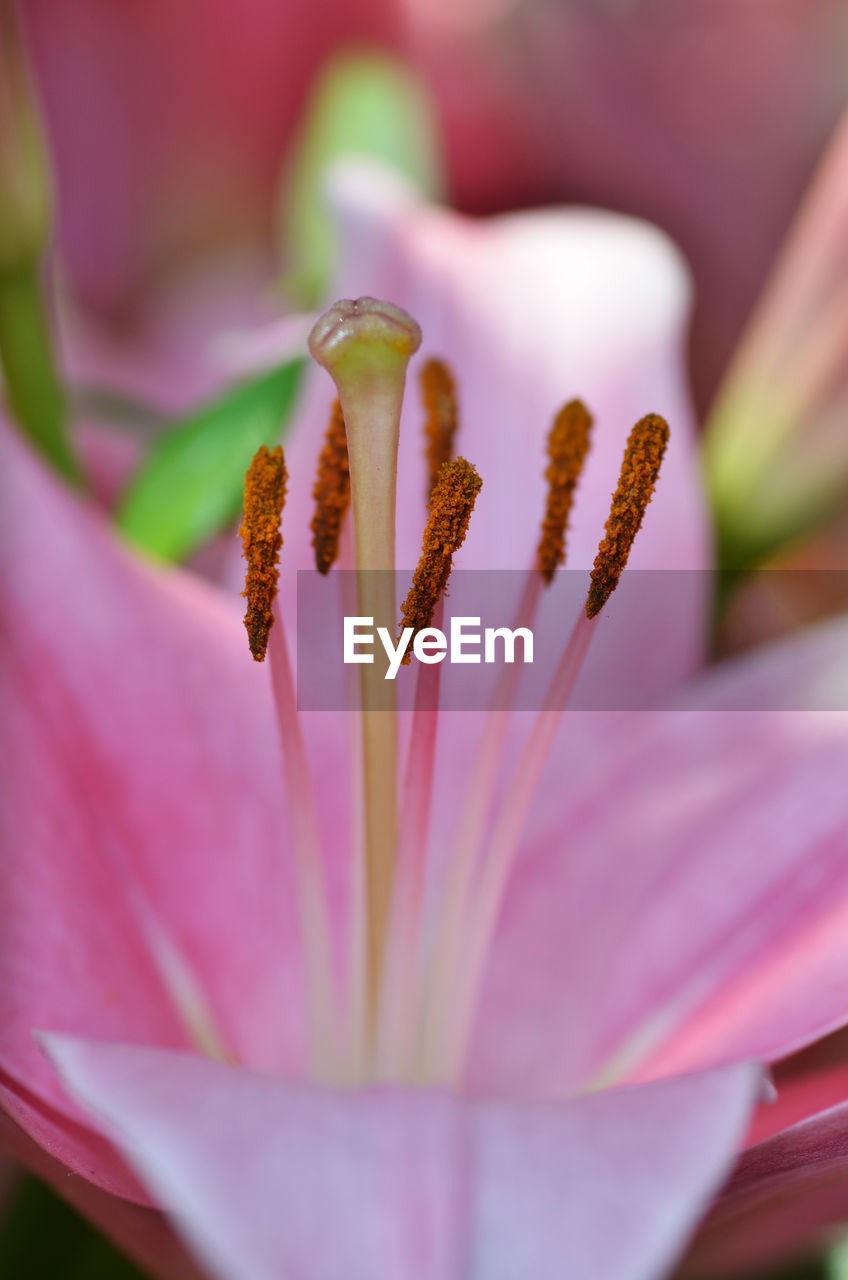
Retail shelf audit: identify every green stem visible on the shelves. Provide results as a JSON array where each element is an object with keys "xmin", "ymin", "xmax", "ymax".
[{"xmin": 0, "ymin": 261, "xmax": 80, "ymax": 482}]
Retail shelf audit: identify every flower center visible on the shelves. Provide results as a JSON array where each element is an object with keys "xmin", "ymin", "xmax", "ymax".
[{"xmin": 239, "ymin": 296, "xmax": 668, "ymax": 1087}]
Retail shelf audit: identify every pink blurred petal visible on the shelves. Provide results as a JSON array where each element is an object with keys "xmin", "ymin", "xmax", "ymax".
[
  {"xmin": 705, "ymin": 107, "xmax": 848, "ymax": 562},
  {"xmin": 683, "ymin": 1101, "xmax": 848, "ymax": 1278},
  {"xmin": 404, "ymin": 0, "xmax": 848, "ymax": 409},
  {"xmin": 63, "ymin": 262, "xmax": 288, "ymax": 416},
  {"xmin": 42, "ymin": 1034, "xmax": 760, "ymax": 1280},
  {"xmin": 73, "ymin": 419, "xmax": 146, "ymax": 508},
  {"xmin": 0, "ymin": 423, "xmax": 314, "ymax": 1189},
  {"xmin": 22, "ymin": 0, "xmax": 400, "ymax": 314},
  {"xmin": 469, "ymin": 615, "xmax": 848, "ymax": 1095}
]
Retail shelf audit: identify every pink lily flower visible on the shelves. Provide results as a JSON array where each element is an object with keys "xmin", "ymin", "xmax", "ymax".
[{"xmin": 4, "ymin": 168, "xmax": 848, "ymax": 1280}]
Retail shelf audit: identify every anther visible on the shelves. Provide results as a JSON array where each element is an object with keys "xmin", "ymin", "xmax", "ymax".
[
  {"xmin": 240, "ymin": 444, "xmax": 287, "ymax": 661},
  {"xmin": 311, "ymin": 399, "xmax": 351, "ymax": 574},
  {"xmin": 585, "ymin": 413, "xmax": 669, "ymax": 619},
  {"xmin": 536, "ymin": 399, "xmax": 593, "ymax": 584},
  {"xmin": 421, "ymin": 358, "xmax": 459, "ymax": 497},
  {"xmin": 400, "ymin": 457, "xmax": 483, "ymax": 641}
]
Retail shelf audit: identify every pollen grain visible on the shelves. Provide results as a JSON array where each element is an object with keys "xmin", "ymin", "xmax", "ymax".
[
  {"xmin": 240, "ymin": 444, "xmax": 287, "ymax": 661},
  {"xmin": 585, "ymin": 413, "xmax": 669, "ymax": 619}
]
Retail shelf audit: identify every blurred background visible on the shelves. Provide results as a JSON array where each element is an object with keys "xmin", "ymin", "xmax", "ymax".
[
  {"xmin": 4, "ymin": 0, "xmax": 848, "ymax": 1275},
  {"xmin": 17, "ymin": 0, "xmax": 848, "ymax": 409}
]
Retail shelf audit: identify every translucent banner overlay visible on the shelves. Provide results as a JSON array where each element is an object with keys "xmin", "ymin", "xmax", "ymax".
[{"xmin": 294, "ymin": 570, "xmax": 848, "ymax": 711}]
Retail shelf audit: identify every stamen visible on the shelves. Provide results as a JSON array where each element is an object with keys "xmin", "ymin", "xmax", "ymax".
[
  {"xmin": 585, "ymin": 413, "xmax": 669, "ymax": 618},
  {"xmin": 431, "ymin": 412, "xmax": 672, "ymax": 1080},
  {"xmin": 240, "ymin": 444, "xmax": 287, "ymax": 661},
  {"xmin": 311, "ymin": 398, "xmax": 351, "ymax": 575},
  {"xmin": 239, "ymin": 443, "xmax": 338, "ymax": 1077},
  {"xmin": 421, "ymin": 402, "xmax": 592, "ymax": 1068},
  {"xmin": 421, "ymin": 402, "xmax": 592, "ymax": 1072},
  {"xmin": 536, "ymin": 399, "xmax": 594, "ymax": 583},
  {"xmin": 400, "ymin": 457, "xmax": 482, "ymax": 641},
  {"xmin": 435, "ymin": 610, "xmax": 596, "ymax": 1081},
  {"xmin": 421, "ymin": 358, "xmax": 459, "ymax": 496}
]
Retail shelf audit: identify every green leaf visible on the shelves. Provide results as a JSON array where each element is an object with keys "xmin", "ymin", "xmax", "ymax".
[
  {"xmin": 0, "ymin": 262, "xmax": 81, "ymax": 485},
  {"xmin": 117, "ymin": 359, "xmax": 304, "ymax": 562}
]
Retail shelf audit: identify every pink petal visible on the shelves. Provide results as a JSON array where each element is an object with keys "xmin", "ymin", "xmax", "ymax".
[
  {"xmin": 42, "ymin": 1035, "xmax": 760, "ymax": 1280},
  {"xmin": 0, "ymin": 424, "xmax": 326, "ymax": 1190},
  {"xmin": 469, "ymin": 614, "xmax": 848, "ymax": 1095},
  {"xmin": 683, "ymin": 1101, "xmax": 848, "ymax": 1278}
]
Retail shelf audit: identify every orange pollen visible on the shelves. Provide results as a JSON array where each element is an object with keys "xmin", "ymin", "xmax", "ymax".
[
  {"xmin": 421, "ymin": 358, "xmax": 459, "ymax": 497},
  {"xmin": 400, "ymin": 457, "xmax": 483, "ymax": 643},
  {"xmin": 240, "ymin": 444, "xmax": 287, "ymax": 661},
  {"xmin": 310, "ymin": 399, "xmax": 351, "ymax": 575},
  {"xmin": 536, "ymin": 399, "xmax": 594, "ymax": 584},
  {"xmin": 585, "ymin": 413, "xmax": 669, "ymax": 619}
]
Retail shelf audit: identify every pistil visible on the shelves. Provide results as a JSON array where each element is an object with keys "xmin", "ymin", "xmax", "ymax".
[{"xmin": 308, "ymin": 298, "xmax": 421, "ymax": 1039}]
